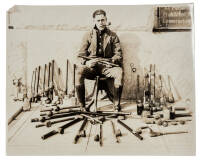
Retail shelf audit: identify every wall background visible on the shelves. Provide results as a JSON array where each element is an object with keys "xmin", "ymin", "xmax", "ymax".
[{"xmin": 7, "ymin": 5, "xmax": 195, "ymax": 104}]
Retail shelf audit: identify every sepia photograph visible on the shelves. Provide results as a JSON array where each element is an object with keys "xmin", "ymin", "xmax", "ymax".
[{"xmin": 6, "ymin": 4, "xmax": 195, "ymax": 155}]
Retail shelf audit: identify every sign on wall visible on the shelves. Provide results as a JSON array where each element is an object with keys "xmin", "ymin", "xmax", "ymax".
[{"xmin": 153, "ymin": 6, "xmax": 192, "ymax": 31}]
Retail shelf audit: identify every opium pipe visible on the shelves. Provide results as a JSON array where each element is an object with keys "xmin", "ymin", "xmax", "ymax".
[
  {"xmin": 33, "ymin": 68, "xmax": 37, "ymax": 96},
  {"xmin": 48, "ymin": 62, "xmax": 51, "ymax": 87},
  {"xmin": 43, "ymin": 64, "xmax": 47, "ymax": 94},
  {"xmin": 31, "ymin": 70, "xmax": 35, "ymax": 95},
  {"xmin": 36, "ymin": 66, "xmax": 41, "ymax": 94},
  {"xmin": 66, "ymin": 59, "xmax": 68, "ymax": 95}
]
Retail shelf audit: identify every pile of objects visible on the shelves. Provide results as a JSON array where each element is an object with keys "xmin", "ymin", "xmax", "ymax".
[
  {"xmin": 134, "ymin": 64, "xmax": 192, "ymax": 125},
  {"xmin": 30, "ymin": 103, "xmax": 191, "ymax": 147},
  {"xmin": 28, "ymin": 61, "xmax": 192, "ymax": 148},
  {"xmin": 31, "ymin": 105, "xmax": 138, "ymax": 145}
]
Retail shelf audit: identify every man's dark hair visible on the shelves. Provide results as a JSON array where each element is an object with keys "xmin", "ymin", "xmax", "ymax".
[{"xmin": 92, "ymin": 9, "xmax": 106, "ymax": 18}]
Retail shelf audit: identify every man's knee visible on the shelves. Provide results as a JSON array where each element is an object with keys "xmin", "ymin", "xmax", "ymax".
[
  {"xmin": 112, "ymin": 67, "xmax": 123, "ymax": 79},
  {"xmin": 76, "ymin": 65, "xmax": 86, "ymax": 85},
  {"xmin": 111, "ymin": 67, "xmax": 123, "ymax": 87},
  {"xmin": 76, "ymin": 65, "xmax": 86, "ymax": 75}
]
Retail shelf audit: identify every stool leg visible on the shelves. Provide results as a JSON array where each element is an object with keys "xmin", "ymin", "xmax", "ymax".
[
  {"xmin": 86, "ymin": 81, "xmax": 96, "ymax": 101},
  {"xmin": 94, "ymin": 76, "xmax": 100, "ymax": 112}
]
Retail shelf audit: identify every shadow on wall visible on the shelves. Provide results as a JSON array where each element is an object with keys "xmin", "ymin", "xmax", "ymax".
[
  {"xmin": 120, "ymin": 32, "xmax": 142, "ymax": 100},
  {"xmin": 54, "ymin": 62, "xmax": 65, "ymax": 91},
  {"xmin": 167, "ymin": 75, "xmax": 182, "ymax": 101},
  {"xmin": 7, "ymin": 42, "xmax": 27, "ymax": 98},
  {"xmin": 119, "ymin": 33, "xmax": 182, "ymax": 102}
]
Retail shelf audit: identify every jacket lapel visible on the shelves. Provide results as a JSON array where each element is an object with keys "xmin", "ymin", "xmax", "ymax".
[
  {"xmin": 91, "ymin": 29, "xmax": 97, "ymax": 55},
  {"xmin": 103, "ymin": 31, "xmax": 110, "ymax": 51}
]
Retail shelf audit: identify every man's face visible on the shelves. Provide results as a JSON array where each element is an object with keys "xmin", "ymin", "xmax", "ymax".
[{"xmin": 93, "ymin": 14, "xmax": 107, "ymax": 31}]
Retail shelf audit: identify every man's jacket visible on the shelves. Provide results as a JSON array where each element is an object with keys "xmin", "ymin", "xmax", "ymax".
[{"xmin": 77, "ymin": 27, "xmax": 123, "ymax": 66}]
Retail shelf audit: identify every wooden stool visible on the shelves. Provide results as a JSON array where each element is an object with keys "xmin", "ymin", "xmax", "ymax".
[{"xmin": 87, "ymin": 76, "xmax": 113, "ymax": 112}]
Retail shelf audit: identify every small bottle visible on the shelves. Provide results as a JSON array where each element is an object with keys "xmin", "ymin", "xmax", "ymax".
[{"xmin": 137, "ymin": 100, "xmax": 144, "ymax": 115}]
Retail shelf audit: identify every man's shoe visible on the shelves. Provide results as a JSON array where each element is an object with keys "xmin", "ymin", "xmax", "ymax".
[
  {"xmin": 113, "ymin": 86, "xmax": 123, "ymax": 112},
  {"xmin": 80, "ymin": 106, "xmax": 87, "ymax": 112},
  {"xmin": 79, "ymin": 104, "xmax": 90, "ymax": 112},
  {"xmin": 114, "ymin": 104, "xmax": 121, "ymax": 112}
]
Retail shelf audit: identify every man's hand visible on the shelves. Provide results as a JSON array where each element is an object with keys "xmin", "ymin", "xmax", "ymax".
[
  {"xmin": 111, "ymin": 56, "xmax": 119, "ymax": 64},
  {"xmin": 86, "ymin": 59, "xmax": 99, "ymax": 68},
  {"xmin": 103, "ymin": 67, "xmax": 118, "ymax": 78}
]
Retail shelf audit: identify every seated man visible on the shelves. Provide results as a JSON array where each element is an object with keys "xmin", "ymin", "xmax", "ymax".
[{"xmin": 76, "ymin": 9, "xmax": 123, "ymax": 112}]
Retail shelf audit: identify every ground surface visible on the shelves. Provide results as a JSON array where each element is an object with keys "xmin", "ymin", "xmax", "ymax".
[{"xmin": 7, "ymin": 100, "xmax": 195, "ymax": 155}]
